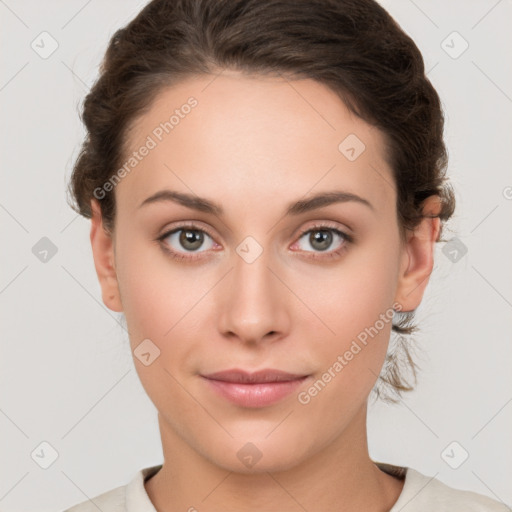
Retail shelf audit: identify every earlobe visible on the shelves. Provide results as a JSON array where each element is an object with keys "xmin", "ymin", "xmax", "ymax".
[
  {"xmin": 393, "ymin": 196, "xmax": 442, "ymax": 312},
  {"xmin": 90, "ymin": 199, "xmax": 124, "ymax": 313}
]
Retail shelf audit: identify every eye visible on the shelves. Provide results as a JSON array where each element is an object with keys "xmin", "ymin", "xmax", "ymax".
[
  {"xmin": 156, "ymin": 221, "xmax": 353, "ymax": 263},
  {"xmin": 291, "ymin": 223, "xmax": 353, "ymax": 260},
  {"xmin": 157, "ymin": 224, "xmax": 218, "ymax": 261}
]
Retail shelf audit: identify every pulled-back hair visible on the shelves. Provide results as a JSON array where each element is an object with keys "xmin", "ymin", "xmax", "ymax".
[{"xmin": 67, "ymin": 0, "xmax": 456, "ymax": 402}]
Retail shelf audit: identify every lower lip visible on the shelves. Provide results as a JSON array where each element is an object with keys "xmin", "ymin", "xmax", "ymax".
[{"xmin": 202, "ymin": 376, "xmax": 309, "ymax": 408}]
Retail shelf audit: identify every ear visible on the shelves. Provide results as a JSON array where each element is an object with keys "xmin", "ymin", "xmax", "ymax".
[
  {"xmin": 394, "ymin": 195, "xmax": 442, "ymax": 312},
  {"xmin": 90, "ymin": 199, "xmax": 123, "ymax": 312}
]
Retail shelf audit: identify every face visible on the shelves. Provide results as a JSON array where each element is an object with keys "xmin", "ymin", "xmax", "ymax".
[{"xmin": 90, "ymin": 71, "xmax": 438, "ymax": 473}]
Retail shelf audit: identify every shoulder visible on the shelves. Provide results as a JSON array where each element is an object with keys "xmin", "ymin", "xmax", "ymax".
[
  {"xmin": 60, "ymin": 464, "xmax": 162, "ymax": 512},
  {"xmin": 61, "ymin": 484, "xmax": 125, "ymax": 512},
  {"xmin": 393, "ymin": 467, "xmax": 510, "ymax": 512}
]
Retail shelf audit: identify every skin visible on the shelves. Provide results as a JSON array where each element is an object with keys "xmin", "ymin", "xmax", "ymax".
[{"xmin": 90, "ymin": 70, "xmax": 441, "ymax": 511}]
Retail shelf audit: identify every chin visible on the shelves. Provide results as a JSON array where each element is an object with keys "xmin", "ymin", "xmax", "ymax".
[{"xmin": 202, "ymin": 433, "xmax": 310, "ymax": 475}]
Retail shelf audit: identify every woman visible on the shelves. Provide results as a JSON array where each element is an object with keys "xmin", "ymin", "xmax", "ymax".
[{"xmin": 64, "ymin": 0, "xmax": 508, "ymax": 510}]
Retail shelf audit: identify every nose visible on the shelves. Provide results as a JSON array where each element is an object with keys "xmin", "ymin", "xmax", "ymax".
[{"xmin": 216, "ymin": 245, "xmax": 291, "ymax": 346}]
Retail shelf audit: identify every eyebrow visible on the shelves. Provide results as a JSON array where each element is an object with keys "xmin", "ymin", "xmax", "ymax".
[{"xmin": 138, "ymin": 189, "xmax": 375, "ymax": 216}]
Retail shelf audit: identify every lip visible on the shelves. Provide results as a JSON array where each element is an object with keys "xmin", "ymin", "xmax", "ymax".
[
  {"xmin": 200, "ymin": 369, "xmax": 311, "ymax": 408},
  {"xmin": 202, "ymin": 368, "xmax": 309, "ymax": 383}
]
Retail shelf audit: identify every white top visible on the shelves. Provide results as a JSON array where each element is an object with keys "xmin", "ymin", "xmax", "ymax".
[{"xmin": 63, "ymin": 462, "xmax": 510, "ymax": 511}]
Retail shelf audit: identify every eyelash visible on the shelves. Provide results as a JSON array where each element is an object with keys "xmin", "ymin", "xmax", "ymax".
[{"xmin": 156, "ymin": 222, "xmax": 353, "ymax": 262}]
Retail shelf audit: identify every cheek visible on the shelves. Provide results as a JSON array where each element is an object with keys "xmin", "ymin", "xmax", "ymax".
[
  {"xmin": 114, "ymin": 248, "xmax": 202, "ymax": 408},
  {"xmin": 113, "ymin": 234, "xmax": 177, "ymax": 349},
  {"xmin": 114, "ymin": 240, "xmax": 216, "ymax": 362},
  {"xmin": 298, "ymin": 275, "xmax": 396, "ymax": 428},
  {"xmin": 315, "ymin": 243, "xmax": 399, "ymax": 337},
  {"xmin": 305, "ymin": 237, "xmax": 400, "ymax": 387},
  {"xmin": 115, "ymin": 231, "xmax": 187, "ymax": 329}
]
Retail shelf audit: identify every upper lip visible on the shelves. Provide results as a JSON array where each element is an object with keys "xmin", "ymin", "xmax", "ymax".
[{"xmin": 201, "ymin": 369, "xmax": 309, "ymax": 384}]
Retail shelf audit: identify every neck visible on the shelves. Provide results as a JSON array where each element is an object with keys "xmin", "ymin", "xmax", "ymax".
[{"xmin": 145, "ymin": 403, "xmax": 404, "ymax": 512}]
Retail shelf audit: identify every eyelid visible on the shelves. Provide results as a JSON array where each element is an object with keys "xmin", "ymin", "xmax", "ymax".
[
  {"xmin": 156, "ymin": 219, "xmax": 353, "ymax": 260},
  {"xmin": 157, "ymin": 220, "xmax": 217, "ymax": 241},
  {"xmin": 155, "ymin": 222, "xmax": 219, "ymax": 263},
  {"xmin": 294, "ymin": 220, "xmax": 352, "ymax": 239},
  {"xmin": 157, "ymin": 220, "xmax": 351, "ymax": 243}
]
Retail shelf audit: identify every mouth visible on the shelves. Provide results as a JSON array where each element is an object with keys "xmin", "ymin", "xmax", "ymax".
[
  {"xmin": 201, "ymin": 368, "xmax": 310, "ymax": 383},
  {"xmin": 200, "ymin": 368, "xmax": 311, "ymax": 407}
]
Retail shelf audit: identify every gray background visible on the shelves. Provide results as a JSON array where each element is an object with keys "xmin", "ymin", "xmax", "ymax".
[{"xmin": 1, "ymin": 0, "xmax": 511, "ymax": 510}]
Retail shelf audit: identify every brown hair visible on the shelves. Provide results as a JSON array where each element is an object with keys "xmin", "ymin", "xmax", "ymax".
[{"xmin": 67, "ymin": 0, "xmax": 456, "ymax": 402}]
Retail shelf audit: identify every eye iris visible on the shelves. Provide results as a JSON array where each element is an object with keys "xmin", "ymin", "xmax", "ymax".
[
  {"xmin": 310, "ymin": 230, "xmax": 332, "ymax": 251},
  {"xmin": 179, "ymin": 229, "xmax": 204, "ymax": 251}
]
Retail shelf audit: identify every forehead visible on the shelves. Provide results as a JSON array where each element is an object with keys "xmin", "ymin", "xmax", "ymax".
[{"xmin": 117, "ymin": 71, "xmax": 396, "ymax": 216}]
